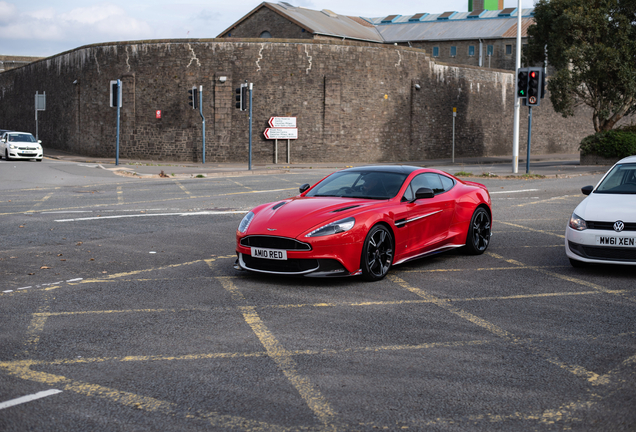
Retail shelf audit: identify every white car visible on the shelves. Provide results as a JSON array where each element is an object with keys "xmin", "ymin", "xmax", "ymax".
[
  {"xmin": 0, "ymin": 131, "xmax": 44, "ymax": 161},
  {"xmin": 566, "ymin": 155, "xmax": 636, "ymax": 267}
]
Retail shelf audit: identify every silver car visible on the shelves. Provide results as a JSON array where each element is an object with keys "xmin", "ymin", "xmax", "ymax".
[{"xmin": 0, "ymin": 131, "xmax": 43, "ymax": 161}]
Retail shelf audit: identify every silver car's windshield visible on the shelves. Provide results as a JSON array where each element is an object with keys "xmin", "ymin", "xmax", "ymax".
[
  {"xmin": 596, "ymin": 163, "xmax": 636, "ymax": 194},
  {"xmin": 306, "ymin": 171, "xmax": 408, "ymax": 200},
  {"xmin": 8, "ymin": 134, "xmax": 37, "ymax": 143}
]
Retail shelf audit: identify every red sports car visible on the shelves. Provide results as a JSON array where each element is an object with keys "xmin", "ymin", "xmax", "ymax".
[{"xmin": 235, "ymin": 166, "xmax": 492, "ymax": 281}]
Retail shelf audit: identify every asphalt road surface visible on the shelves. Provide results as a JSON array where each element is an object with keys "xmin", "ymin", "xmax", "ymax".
[{"xmin": 1, "ymin": 158, "xmax": 634, "ymax": 431}]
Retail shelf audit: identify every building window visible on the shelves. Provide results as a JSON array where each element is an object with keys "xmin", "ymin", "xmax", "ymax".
[
  {"xmin": 506, "ymin": 44, "xmax": 512, "ymax": 55},
  {"xmin": 260, "ymin": 31, "xmax": 272, "ymax": 38},
  {"xmin": 433, "ymin": 46, "xmax": 439, "ymax": 57},
  {"xmin": 450, "ymin": 46, "xmax": 457, "ymax": 57},
  {"xmin": 468, "ymin": 45, "xmax": 475, "ymax": 56},
  {"xmin": 487, "ymin": 45, "xmax": 494, "ymax": 56}
]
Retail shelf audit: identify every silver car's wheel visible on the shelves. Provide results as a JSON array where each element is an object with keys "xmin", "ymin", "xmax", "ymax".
[{"xmin": 360, "ymin": 225, "xmax": 394, "ymax": 281}]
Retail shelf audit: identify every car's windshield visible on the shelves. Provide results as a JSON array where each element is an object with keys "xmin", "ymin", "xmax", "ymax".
[
  {"xmin": 306, "ymin": 170, "xmax": 408, "ymax": 200},
  {"xmin": 596, "ymin": 163, "xmax": 636, "ymax": 194},
  {"xmin": 8, "ymin": 134, "xmax": 37, "ymax": 143}
]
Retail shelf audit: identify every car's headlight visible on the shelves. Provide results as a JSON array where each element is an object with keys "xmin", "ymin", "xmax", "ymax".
[
  {"xmin": 9, "ymin": 144, "xmax": 18, "ymax": 149},
  {"xmin": 306, "ymin": 217, "xmax": 355, "ymax": 237},
  {"xmin": 569, "ymin": 212, "xmax": 587, "ymax": 231},
  {"xmin": 238, "ymin": 211, "xmax": 254, "ymax": 233}
]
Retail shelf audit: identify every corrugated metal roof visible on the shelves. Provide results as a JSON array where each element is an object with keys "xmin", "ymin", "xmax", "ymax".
[
  {"xmin": 219, "ymin": 3, "xmax": 534, "ymax": 43},
  {"xmin": 267, "ymin": 2, "xmax": 384, "ymax": 42},
  {"xmin": 376, "ymin": 17, "xmax": 534, "ymax": 42}
]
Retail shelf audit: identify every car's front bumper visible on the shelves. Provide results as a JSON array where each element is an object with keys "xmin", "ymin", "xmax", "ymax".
[
  {"xmin": 7, "ymin": 149, "xmax": 43, "ymax": 160},
  {"xmin": 235, "ymin": 236, "xmax": 364, "ymax": 277},
  {"xmin": 565, "ymin": 226, "xmax": 636, "ymax": 265}
]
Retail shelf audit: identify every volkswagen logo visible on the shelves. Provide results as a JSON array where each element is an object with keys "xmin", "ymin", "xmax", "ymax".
[{"xmin": 613, "ymin": 221, "xmax": 625, "ymax": 232}]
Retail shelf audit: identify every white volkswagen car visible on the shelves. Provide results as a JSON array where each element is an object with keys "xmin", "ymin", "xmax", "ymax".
[
  {"xmin": 566, "ymin": 155, "xmax": 636, "ymax": 267},
  {"xmin": 0, "ymin": 131, "xmax": 44, "ymax": 161}
]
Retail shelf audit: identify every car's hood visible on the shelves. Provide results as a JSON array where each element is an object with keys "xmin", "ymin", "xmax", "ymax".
[
  {"xmin": 247, "ymin": 197, "xmax": 381, "ymax": 238},
  {"xmin": 574, "ymin": 193, "xmax": 636, "ymax": 222}
]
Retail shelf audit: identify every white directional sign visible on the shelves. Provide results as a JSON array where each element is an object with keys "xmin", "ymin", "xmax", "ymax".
[
  {"xmin": 264, "ymin": 128, "xmax": 298, "ymax": 140},
  {"xmin": 268, "ymin": 117, "xmax": 296, "ymax": 128}
]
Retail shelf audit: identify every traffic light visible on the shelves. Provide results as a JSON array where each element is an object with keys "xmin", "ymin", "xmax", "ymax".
[
  {"xmin": 235, "ymin": 84, "xmax": 247, "ymax": 111},
  {"xmin": 188, "ymin": 86, "xmax": 198, "ymax": 109},
  {"xmin": 526, "ymin": 68, "xmax": 542, "ymax": 106},
  {"xmin": 516, "ymin": 68, "xmax": 528, "ymax": 98}
]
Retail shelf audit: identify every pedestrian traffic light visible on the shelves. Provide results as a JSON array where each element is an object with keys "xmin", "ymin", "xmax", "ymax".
[
  {"xmin": 235, "ymin": 84, "xmax": 247, "ymax": 111},
  {"xmin": 188, "ymin": 86, "xmax": 198, "ymax": 109},
  {"xmin": 526, "ymin": 68, "xmax": 542, "ymax": 106},
  {"xmin": 516, "ymin": 68, "xmax": 528, "ymax": 98}
]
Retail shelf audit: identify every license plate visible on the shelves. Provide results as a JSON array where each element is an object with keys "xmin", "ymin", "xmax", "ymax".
[
  {"xmin": 595, "ymin": 236, "xmax": 636, "ymax": 247},
  {"xmin": 251, "ymin": 247, "xmax": 287, "ymax": 260}
]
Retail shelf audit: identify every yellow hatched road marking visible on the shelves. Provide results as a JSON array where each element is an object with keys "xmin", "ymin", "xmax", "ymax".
[
  {"xmin": 240, "ymin": 306, "xmax": 337, "ymax": 428},
  {"xmin": 388, "ymin": 274, "xmax": 605, "ymax": 384},
  {"xmin": 496, "ymin": 221, "xmax": 566, "ymax": 239},
  {"xmin": 0, "ymin": 362, "xmax": 298, "ymax": 431},
  {"xmin": 515, "ymin": 194, "xmax": 579, "ymax": 208}
]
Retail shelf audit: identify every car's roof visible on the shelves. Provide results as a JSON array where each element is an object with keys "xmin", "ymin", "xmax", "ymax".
[
  {"xmin": 341, "ymin": 165, "xmax": 422, "ymax": 174},
  {"xmin": 5, "ymin": 131, "xmax": 34, "ymax": 135},
  {"xmin": 617, "ymin": 156, "xmax": 636, "ymax": 164}
]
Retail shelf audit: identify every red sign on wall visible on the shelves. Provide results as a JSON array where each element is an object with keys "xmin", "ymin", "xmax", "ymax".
[{"xmin": 156, "ymin": 110, "xmax": 162, "ymax": 119}]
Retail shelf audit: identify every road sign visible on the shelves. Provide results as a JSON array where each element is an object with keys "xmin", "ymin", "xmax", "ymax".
[
  {"xmin": 156, "ymin": 110, "xmax": 162, "ymax": 119},
  {"xmin": 264, "ymin": 128, "xmax": 298, "ymax": 140},
  {"xmin": 268, "ymin": 117, "xmax": 296, "ymax": 128}
]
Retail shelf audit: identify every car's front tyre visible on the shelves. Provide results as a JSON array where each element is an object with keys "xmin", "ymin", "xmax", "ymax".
[
  {"xmin": 360, "ymin": 224, "xmax": 394, "ymax": 281},
  {"xmin": 465, "ymin": 206, "xmax": 491, "ymax": 255}
]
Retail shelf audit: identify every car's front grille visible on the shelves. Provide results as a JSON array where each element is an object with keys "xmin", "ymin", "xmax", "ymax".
[
  {"xmin": 569, "ymin": 241, "xmax": 636, "ymax": 261},
  {"xmin": 587, "ymin": 221, "xmax": 636, "ymax": 231},
  {"xmin": 240, "ymin": 236, "xmax": 311, "ymax": 251},
  {"xmin": 242, "ymin": 255, "xmax": 319, "ymax": 273}
]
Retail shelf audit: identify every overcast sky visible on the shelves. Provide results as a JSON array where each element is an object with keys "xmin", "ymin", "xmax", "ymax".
[{"xmin": 0, "ymin": 0, "xmax": 537, "ymax": 57}]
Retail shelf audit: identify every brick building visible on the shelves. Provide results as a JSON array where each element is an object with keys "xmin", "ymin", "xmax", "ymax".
[{"xmin": 219, "ymin": 2, "xmax": 534, "ymax": 71}]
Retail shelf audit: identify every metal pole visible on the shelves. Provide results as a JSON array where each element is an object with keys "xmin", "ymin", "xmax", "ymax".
[
  {"xmin": 248, "ymin": 83, "xmax": 253, "ymax": 171},
  {"xmin": 452, "ymin": 108, "xmax": 456, "ymax": 163},
  {"xmin": 199, "ymin": 85, "xmax": 205, "ymax": 164},
  {"xmin": 526, "ymin": 107, "xmax": 533, "ymax": 174},
  {"xmin": 275, "ymin": 139, "xmax": 278, "ymax": 164},
  {"xmin": 512, "ymin": 0, "xmax": 522, "ymax": 173},
  {"xmin": 287, "ymin": 139, "xmax": 290, "ymax": 164},
  {"xmin": 116, "ymin": 79, "xmax": 121, "ymax": 166}
]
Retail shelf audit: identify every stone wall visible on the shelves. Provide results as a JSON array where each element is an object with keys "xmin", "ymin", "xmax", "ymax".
[{"xmin": 0, "ymin": 38, "xmax": 618, "ymax": 163}]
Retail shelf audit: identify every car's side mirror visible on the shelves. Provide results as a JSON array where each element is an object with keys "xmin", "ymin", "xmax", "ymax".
[
  {"xmin": 299, "ymin": 183, "xmax": 310, "ymax": 193},
  {"xmin": 411, "ymin": 187, "xmax": 434, "ymax": 202},
  {"xmin": 38, "ymin": 140, "xmax": 42, "ymax": 144},
  {"xmin": 581, "ymin": 185, "xmax": 593, "ymax": 195}
]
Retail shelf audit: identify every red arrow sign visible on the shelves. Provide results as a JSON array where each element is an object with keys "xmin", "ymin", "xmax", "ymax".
[
  {"xmin": 264, "ymin": 128, "xmax": 298, "ymax": 140},
  {"xmin": 268, "ymin": 117, "xmax": 297, "ymax": 128}
]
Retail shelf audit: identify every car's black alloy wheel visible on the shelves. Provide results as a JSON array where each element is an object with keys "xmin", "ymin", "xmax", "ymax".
[
  {"xmin": 361, "ymin": 225, "xmax": 394, "ymax": 281},
  {"xmin": 466, "ymin": 207, "xmax": 491, "ymax": 255}
]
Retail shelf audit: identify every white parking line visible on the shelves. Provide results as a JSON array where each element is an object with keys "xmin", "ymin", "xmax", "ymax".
[
  {"xmin": 0, "ymin": 389, "xmax": 62, "ymax": 410},
  {"xmin": 55, "ymin": 210, "xmax": 248, "ymax": 222},
  {"xmin": 490, "ymin": 189, "xmax": 539, "ymax": 194}
]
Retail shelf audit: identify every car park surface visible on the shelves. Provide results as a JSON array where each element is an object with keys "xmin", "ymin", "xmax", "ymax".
[{"xmin": 0, "ymin": 157, "xmax": 634, "ymax": 431}]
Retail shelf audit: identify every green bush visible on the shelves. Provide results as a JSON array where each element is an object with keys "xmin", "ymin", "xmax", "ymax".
[{"xmin": 579, "ymin": 128, "xmax": 636, "ymax": 158}]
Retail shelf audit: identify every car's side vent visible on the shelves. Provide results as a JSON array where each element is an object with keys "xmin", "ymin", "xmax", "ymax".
[
  {"xmin": 332, "ymin": 205, "xmax": 360, "ymax": 213},
  {"xmin": 272, "ymin": 201, "xmax": 286, "ymax": 210}
]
